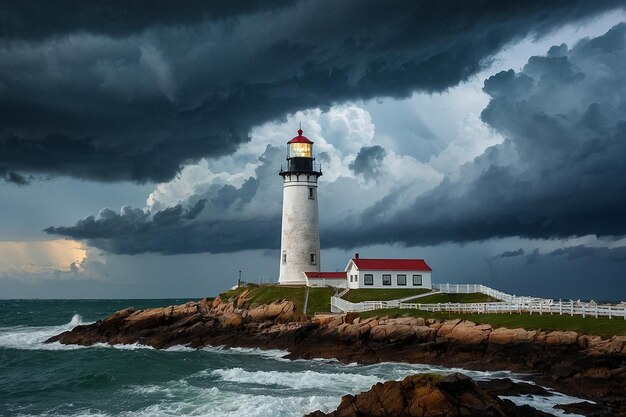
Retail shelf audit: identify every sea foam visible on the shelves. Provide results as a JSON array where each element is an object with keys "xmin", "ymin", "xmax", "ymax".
[
  {"xmin": 0, "ymin": 314, "xmax": 86, "ymax": 351},
  {"xmin": 210, "ymin": 367, "xmax": 382, "ymax": 391}
]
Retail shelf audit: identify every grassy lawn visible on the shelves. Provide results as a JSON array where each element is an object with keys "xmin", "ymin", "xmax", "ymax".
[
  {"xmin": 358, "ymin": 308, "xmax": 626, "ymax": 338},
  {"xmin": 219, "ymin": 285, "xmax": 335, "ymax": 315},
  {"xmin": 415, "ymin": 293, "xmax": 497, "ymax": 304},
  {"xmin": 343, "ymin": 288, "xmax": 431, "ymax": 303}
]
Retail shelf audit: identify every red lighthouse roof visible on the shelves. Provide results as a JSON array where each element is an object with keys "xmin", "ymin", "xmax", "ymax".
[{"xmin": 288, "ymin": 128, "xmax": 313, "ymax": 144}]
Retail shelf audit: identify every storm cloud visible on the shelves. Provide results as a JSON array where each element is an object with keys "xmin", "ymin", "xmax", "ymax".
[
  {"xmin": 44, "ymin": 22, "xmax": 626, "ymax": 256},
  {"xmin": 547, "ymin": 245, "xmax": 626, "ymax": 262},
  {"xmin": 1, "ymin": 0, "xmax": 623, "ymax": 183},
  {"xmin": 327, "ymin": 23, "xmax": 626, "ymax": 247},
  {"xmin": 45, "ymin": 146, "xmax": 285, "ymax": 254},
  {"xmin": 349, "ymin": 145, "xmax": 387, "ymax": 181},
  {"xmin": 493, "ymin": 249, "xmax": 525, "ymax": 259}
]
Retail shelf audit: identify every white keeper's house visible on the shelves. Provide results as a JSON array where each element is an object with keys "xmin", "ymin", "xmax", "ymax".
[
  {"xmin": 305, "ymin": 254, "xmax": 432, "ymax": 289},
  {"xmin": 277, "ymin": 126, "xmax": 433, "ymax": 290}
]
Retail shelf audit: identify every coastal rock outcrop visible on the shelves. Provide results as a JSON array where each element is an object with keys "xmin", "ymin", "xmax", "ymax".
[
  {"xmin": 303, "ymin": 373, "xmax": 551, "ymax": 417},
  {"xmin": 45, "ymin": 291, "xmax": 626, "ymax": 415}
]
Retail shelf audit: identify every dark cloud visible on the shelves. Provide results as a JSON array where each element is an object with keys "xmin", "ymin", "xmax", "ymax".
[
  {"xmin": 349, "ymin": 145, "xmax": 387, "ymax": 181},
  {"xmin": 1, "ymin": 0, "xmax": 622, "ymax": 183},
  {"xmin": 326, "ymin": 23, "xmax": 626, "ymax": 247},
  {"xmin": 0, "ymin": 1, "xmax": 294, "ymax": 40},
  {"xmin": 547, "ymin": 245, "xmax": 626, "ymax": 262},
  {"xmin": 0, "ymin": 167, "xmax": 30, "ymax": 185},
  {"xmin": 493, "ymin": 248, "xmax": 524, "ymax": 259},
  {"xmin": 212, "ymin": 178, "xmax": 258, "ymax": 210},
  {"xmin": 45, "ymin": 146, "xmax": 283, "ymax": 254}
]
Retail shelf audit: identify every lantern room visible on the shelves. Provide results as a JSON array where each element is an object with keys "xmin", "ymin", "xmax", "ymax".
[{"xmin": 287, "ymin": 129, "xmax": 313, "ymax": 158}]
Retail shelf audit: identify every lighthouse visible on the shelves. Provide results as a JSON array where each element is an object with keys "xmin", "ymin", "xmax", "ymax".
[{"xmin": 278, "ymin": 127, "xmax": 322, "ymax": 285}]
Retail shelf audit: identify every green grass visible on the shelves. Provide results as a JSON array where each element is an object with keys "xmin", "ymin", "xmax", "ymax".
[
  {"xmin": 219, "ymin": 285, "xmax": 335, "ymax": 315},
  {"xmin": 343, "ymin": 288, "xmax": 431, "ymax": 303},
  {"xmin": 357, "ymin": 308, "xmax": 626, "ymax": 338},
  {"xmin": 415, "ymin": 293, "xmax": 497, "ymax": 304}
]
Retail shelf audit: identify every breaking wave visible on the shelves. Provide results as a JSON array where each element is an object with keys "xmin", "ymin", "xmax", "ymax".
[
  {"xmin": 210, "ymin": 367, "xmax": 382, "ymax": 390},
  {"xmin": 0, "ymin": 314, "xmax": 85, "ymax": 351}
]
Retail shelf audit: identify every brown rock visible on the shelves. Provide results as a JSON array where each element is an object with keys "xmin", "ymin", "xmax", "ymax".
[
  {"xmin": 545, "ymin": 331, "xmax": 579, "ymax": 346},
  {"xmin": 385, "ymin": 323, "xmax": 416, "ymax": 343},
  {"xmin": 607, "ymin": 336, "xmax": 626, "ymax": 354},
  {"xmin": 488, "ymin": 327, "xmax": 537, "ymax": 344},
  {"xmin": 369, "ymin": 325, "xmax": 387, "ymax": 342},
  {"xmin": 343, "ymin": 312, "xmax": 359, "ymax": 324},
  {"xmin": 436, "ymin": 319, "xmax": 462, "ymax": 337},
  {"xmin": 449, "ymin": 321, "xmax": 492, "ymax": 345},
  {"xmin": 393, "ymin": 317, "xmax": 418, "ymax": 326},
  {"xmin": 247, "ymin": 304, "xmax": 270, "ymax": 322},
  {"xmin": 211, "ymin": 297, "xmax": 222, "ymax": 309},
  {"xmin": 304, "ymin": 372, "xmax": 552, "ymax": 417},
  {"xmin": 415, "ymin": 325, "xmax": 437, "ymax": 342},
  {"xmin": 277, "ymin": 302, "xmax": 297, "ymax": 323},
  {"xmin": 197, "ymin": 298, "xmax": 212, "ymax": 316},
  {"xmin": 312, "ymin": 314, "xmax": 338, "ymax": 327},
  {"xmin": 222, "ymin": 313, "xmax": 243, "ymax": 328}
]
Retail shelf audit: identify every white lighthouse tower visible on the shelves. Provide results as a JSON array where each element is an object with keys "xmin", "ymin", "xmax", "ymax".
[{"xmin": 278, "ymin": 127, "xmax": 322, "ymax": 285}]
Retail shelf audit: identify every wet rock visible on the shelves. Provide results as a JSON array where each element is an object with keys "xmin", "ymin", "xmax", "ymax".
[
  {"xmin": 476, "ymin": 378, "xmax": 553, "ymax": 397},
  {"xmin": 555, "ymin": 401, "xmax": 622, "ymax": 417},
  {"xmin": 304, "ymin": 373, "xmax": 552, "ymax": 417}
]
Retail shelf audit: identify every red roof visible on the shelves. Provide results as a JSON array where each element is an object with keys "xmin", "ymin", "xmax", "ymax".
[
  {"xmin": 351, "ymin": 258, "xmax": 432, "ymax": 272},
  {"xmin": 305, "ymin": 271, "xmax": 347, "ymax": 279},
  {"xmin": 288, "ymin": 128, "xmax": 313, "ymax": 144}
]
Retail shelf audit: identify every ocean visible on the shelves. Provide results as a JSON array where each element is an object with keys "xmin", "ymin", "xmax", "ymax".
[{"xmin": 0, "ymin": 299, "xmax": 587, "ymax": 417}]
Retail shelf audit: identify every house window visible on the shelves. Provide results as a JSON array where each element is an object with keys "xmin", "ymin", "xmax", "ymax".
[
  {"xmin": 308, "ymin": 187, "xmax": 315, "ymax": 199},
  {"xmin": 364, "ymin": 274, "xmax": 373, "ymax": 286},
  {"xmin": 282, "ymin": 252, "xmax": 287, "ymax": 264},
  {"xmin": 413, "ymin": 274, "xmax": 422, "ymax": 286},
  {"xmin": 397, "ymin": 274, "xmax": 407, "ymax": 286},
  {"xmin": 382, "ymin": 274, "xmax": 391, "ymax": 286},
  {"xmin": 310, "ymin": 253, "xmax": 316, "ymax": 265}
]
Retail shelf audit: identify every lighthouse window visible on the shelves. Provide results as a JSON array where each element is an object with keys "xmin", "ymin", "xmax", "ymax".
[
  {"xmin": 308, "ymin": 187, "xmax": 315, "ymax": 199},
  {"xmin": 282, "ymin": 252, "xmax": 287, "ymax": 264},
  {"xmin": 364, "ymin": 274, "xmax": 373, "ymax": 285},
  {"xmin": 310, "ymin": 253, "xmax": 316, "ymax": 265},
  {"xmin": 397, "ymin": 274, "xmax": 407, "ymax": 286},
  {"xmin": 382, "ymin": 274, "xmax": 391, "ymax": 286}
]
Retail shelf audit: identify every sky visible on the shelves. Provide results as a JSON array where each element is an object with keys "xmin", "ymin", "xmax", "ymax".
[{"xmin": 1, "ymin": 1, "xmax": 626, "ymax": 300}]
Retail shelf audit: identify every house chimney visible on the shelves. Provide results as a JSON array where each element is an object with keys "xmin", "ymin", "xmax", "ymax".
[{"xmin": 355, "ymin": 253, "xmax": 359, "ymax": 260}]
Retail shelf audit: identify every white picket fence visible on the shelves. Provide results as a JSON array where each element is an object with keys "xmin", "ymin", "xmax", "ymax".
[{"xmin": 330, "ymin": 283, "xmax": 626, "ymax": 319}]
